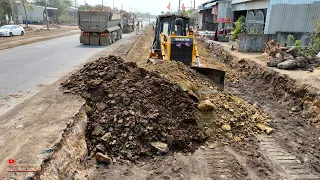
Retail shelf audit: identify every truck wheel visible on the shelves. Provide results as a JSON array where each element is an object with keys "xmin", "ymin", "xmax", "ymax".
[
  {"xmin": 115, "ymin": 30, "xmax": 120, "ymax": 40},
  {"xmin": 111, "ymin": 33, "xmax": 114, "ymax": 43}
]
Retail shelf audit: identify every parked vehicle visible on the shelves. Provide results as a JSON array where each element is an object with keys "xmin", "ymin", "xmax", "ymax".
[
  {"xmin": 0, "ymin": 25, "xmax": 25, "ymax": 37},
  {"xmin": 78, "ymin": 10, "xmax": 123, "ymax": 45}
]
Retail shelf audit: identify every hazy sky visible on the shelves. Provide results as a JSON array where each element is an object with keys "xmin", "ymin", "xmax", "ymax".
[{"xmin": 81, "ymin": 0, "xmax": 210, "ymax": 15}]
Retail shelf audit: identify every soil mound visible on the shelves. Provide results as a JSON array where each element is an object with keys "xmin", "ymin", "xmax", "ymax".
[
  {"xmin": 61, "ymin": 56, "xmax": 201, "ymax": 163},
  {"xmin": 87, "ymin": 5, "xmax": 112, "ymax": 12}
]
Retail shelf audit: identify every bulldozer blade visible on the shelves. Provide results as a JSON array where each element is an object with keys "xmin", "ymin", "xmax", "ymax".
[
  {"xmin": 147, "ymin": 58, "xmax": 162, "ymax": 64},
  {"xmin": 191, "ymin": 67, "xmax": 226, "ymax": 90}
]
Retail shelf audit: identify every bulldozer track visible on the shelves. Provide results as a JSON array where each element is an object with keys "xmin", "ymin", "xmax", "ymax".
[
  {"xmin": 258, "ymin": 135, "xmax": 320, "ymax": 180},
  {"xmin": 190, "ymin": 147, "xmax": 242, "ymax": 180}
]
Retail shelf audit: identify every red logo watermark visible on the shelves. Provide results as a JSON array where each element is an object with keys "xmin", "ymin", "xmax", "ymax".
[{"xmin": 8, "ymin": 159, "xmax": 15, "ymax": 164}]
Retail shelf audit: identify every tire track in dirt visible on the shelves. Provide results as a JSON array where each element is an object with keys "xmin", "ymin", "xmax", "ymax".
[{"xmin": 258, "ymin": 135, "xmax": 320, "ymax": 179}]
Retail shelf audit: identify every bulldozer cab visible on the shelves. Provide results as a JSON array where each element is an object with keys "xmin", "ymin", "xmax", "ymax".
[
  {"xmin": 151, "ymin": 14, "xmax": 190, "ymax": 58},
  {"xmin": 149, "ymin": 14, "xmax": 226, "ymax": 90}
]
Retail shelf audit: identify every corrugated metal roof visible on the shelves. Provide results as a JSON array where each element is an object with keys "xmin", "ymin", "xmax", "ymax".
[
  {"xmin": 265, "ymin": 0, "xmax": 320, "ymax": 34},
  {"xmin": 265, "ymin": 2, "xmax": 320, "ymax": 34},
  {"xmin": 270, "ymin": 0, "xmax": 320, "ymax": 5},
  {"xmin": 231, "ymin": 0, "xmax": 254, "ymax": 5},
  {"xmin": 204, "ymin": 2, "xmax": 217, "ymax": 9},
  {"xmin": 232, "ymin": 0, "xmax": 269, "ymax": 11}
]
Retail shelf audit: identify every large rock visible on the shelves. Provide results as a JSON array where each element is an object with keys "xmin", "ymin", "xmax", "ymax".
[
  {"xmin": 286, "ymin": 46, "xmax": 300, "ymax": 57},
  {"xmin": 267, "ymin": 59, "xmax": 283, "ymax": 67},
  {"xmin": 150, "ymin": 142, "xmax": 169, "ymax": 153},
  {"xmin": 221, "ymin": 124, "xmax": 231, "ymax": 131},
  {"xmin": 256, "ymin": 123, "xmax": 273, "ymax": 135},
  {"xmin": 95, "ymin": 152, "xmax": 112, "ymax": 165},
  {"xmin": 101, "ymin": 132, "xmax": 112, "ymax": 141},
  {"xmin": 275, "ymin": 53, "xmax": 283, "ymax": 60},
  {"xmin": 92, "ymin": 124, "xmax": 104, "ymax": 136},
  {"xmin": 277, "ymin": 60, "xmax": 297, "ymax": 70},
  {"xmin": 295, "ymin": 56, "xmax": 308, "ymax": 68},
  {"xmin": 283, "ymin": 54, "xmax": 294, "ymax": 60},
  {"xmin": 204, "ymin": 128, "xmax": 214, "ymax": 137},
  {"xmin": 198, "ymin": 100, "xmax": 216, "ymax": 111}
]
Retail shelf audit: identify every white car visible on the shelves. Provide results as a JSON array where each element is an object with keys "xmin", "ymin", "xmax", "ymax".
[{"xmin": 0, "ymin": 25, "xmax": 25, "ymax": 37}]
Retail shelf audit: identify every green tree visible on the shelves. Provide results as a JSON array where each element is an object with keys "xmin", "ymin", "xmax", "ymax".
[
  {"xmin": 77, "ymin": 3, "xmax": 92, "ymax": 11},
  {"xmin": 20, "ymin": 0, "xmax": 30, "ymax": 27},
  {"xmin": 303, "ymin": 19, "xmax": 320, "ymax": 57},
  {"xmin": 230, "ymin": 16, "xmax": 247, "ymax": 41},
  {"xmin": 0, "ymin": 0, "xmax": 11, "ymax": 25}
]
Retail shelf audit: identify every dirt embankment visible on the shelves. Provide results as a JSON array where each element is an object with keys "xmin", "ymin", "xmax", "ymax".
[
  {"xmin": 201, "ymin": 39, "xmax": 320, "ymax": 175},
  {"xmin": 0, "ymin": 27, "xmax": 79, "ymax": 51},
  {"xmin": 61, "ymin": 56, "xmax": 202, "ymax": 162},
  {"xmin": 203, "ymin": 40, "xmax": 320, "ymax": 127},
  {"xmin": 126, "ymin": 29, "xmax": 271, "ymax": 142}
]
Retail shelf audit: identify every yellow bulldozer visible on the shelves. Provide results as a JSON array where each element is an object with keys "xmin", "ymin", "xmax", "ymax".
[{"xmin": 148, "ymin": 14, "xmax": 226, "ymax": 90}]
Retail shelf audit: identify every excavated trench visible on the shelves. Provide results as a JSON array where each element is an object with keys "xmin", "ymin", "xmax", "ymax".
[
  {"xmin": 203, "ymin": 40, "xmax": 320, "ymax": 179},
  {"xmin": 33, "ymin": 29, "xmax": 320, "ymax": 180}
]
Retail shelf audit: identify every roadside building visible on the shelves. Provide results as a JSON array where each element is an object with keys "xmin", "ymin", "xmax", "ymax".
[
  {"xmin": 68, "ymin": 7, "xmax": 78, "ymax": 17},
  {"xmin": 231, "ymin": 0, "xmax": 320, "ymax": 52},
  {"xmin": 198, "ymin": 0, "xmax": 232, "ymax": 31},
  {"xmin": 17, "ymin": 4, "xmax": 58, "ymax": 24},
  {"xmin": 231, "ymin": 0, "xmax": 269, "ymax": 34},
  {"xmin": 231, "ymin": 0, "xmax": 320, "ymax": 34}
]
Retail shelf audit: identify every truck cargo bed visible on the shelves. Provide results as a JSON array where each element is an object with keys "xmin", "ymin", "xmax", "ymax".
[{"xmin": 78, "ymin": 11, "xmax": 121, "ymax": 33}]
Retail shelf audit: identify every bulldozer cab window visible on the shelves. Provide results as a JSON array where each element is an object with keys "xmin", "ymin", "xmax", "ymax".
[
  {"xmin": 162, "ymin": 22, "xmax": 169, "ymax": 36},
  {"xmin": 175, "ymin": 25, "xmax": 183, "ymax": 36},
  {"xmin": 174, "ymin": 21, "xmax": 189, "ymax": 36}
]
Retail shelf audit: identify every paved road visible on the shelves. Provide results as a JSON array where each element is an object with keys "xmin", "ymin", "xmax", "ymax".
[{"xmin": 0, "ymin": 33, "xmax": 131, "ymax": 115}]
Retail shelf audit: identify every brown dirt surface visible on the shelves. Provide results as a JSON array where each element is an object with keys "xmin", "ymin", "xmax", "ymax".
[
  {"xmin": 87, "ymin": 5, "xmax": 112, "ymax": 12},
  {"xmin": 61, "ymin": 55, "xmax": 202, "ymax": 163},
  {"xmin": 125, "ymin": 28, "xmax": 271, "ymax": 143},
  {"xmin": 203, "ymin": 39, "xmax": 320, "ymax": 178},
  {"xmin": 0, "ymin": 28, "xmax": 79, "ymax": 50}
]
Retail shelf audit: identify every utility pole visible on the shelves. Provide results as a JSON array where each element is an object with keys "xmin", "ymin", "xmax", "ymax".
[
  {"xmin": 84, "ymin": 0, "xmax": 87, "ymax": 10},
  {"xmin": 178, "ymin": 0, "xmax": 181, "ymax": 14},
  {"xmin": 9, "ymin": 0, "xmax": 16, "ymax": 24},
  {"xmin": 102, "ymin": 0, "xmax": 103, "ymax": 6},
  {"xmin": 194, "ymin": 0, "xmax": 195, "ymax": 9},
  {"xmin": 113, "ymin": 0, "xmax": 114, "ymax": 9},
  {"xmin": 44, "ymin": 0, "xmax": 49, "ymax": 29}
]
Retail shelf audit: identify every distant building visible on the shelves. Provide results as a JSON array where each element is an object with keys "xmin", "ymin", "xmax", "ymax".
[
  {"xmin": 196, "ymin": 0, "xmax": 320, "ymax": 34},
  {"xmin": 198, "ymin": 0, "xmax": 232, "ymax": 31},
  {"xmin": 231, "ymin": 0, "xmax": 320, "ymax": 34},
  {"xmin": 68, "ymin": 7, "xmax": 78, "ymax": 17},
  {"xmin": 17, "ymin": 3, "xmax": 58, "ymax": 24}
]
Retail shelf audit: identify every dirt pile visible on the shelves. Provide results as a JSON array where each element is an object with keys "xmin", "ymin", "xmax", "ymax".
[
  {"xmin": 61, "ymin": 55, "xmax": 202, "ymax": 163},
  {"xmin": 264, "ymin": 40, "xmax": 320, "ymax": 71},
  {"xmin": 23, "ymin": 27, "xmax": 33, "ymax": 31},
  {"xmin": 197, "ymin": 93, "xmax": 272, "ymax": 141},
  {"xmin": 87, "ymin": 5, "xmax": 112, "ymax": 12},
  {"xmin": 125, "ymin": 29, "xmax": 272, "ymax": 142}
]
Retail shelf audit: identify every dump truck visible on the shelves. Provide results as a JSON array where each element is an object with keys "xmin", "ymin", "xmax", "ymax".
[
  {"xmin": 78, "ymin": 9, "xmax": 123, "ymax": 45},
  {"xmin": 121, "ymin": 11, "xmax": 135, "ymax": 33}
]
